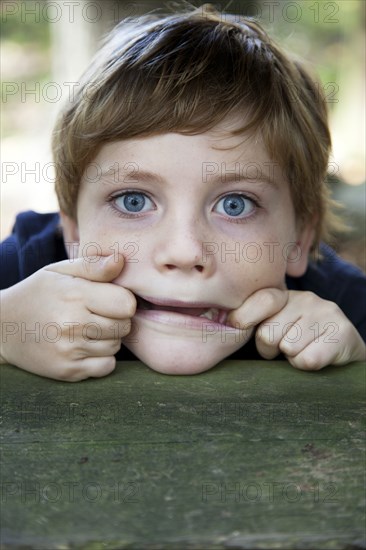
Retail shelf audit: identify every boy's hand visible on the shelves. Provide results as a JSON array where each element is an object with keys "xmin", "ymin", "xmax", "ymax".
[
  {"xmin": 227, "ymin": 289, "xmax": 366, "ymax": 370},
  {"xmin": 0, "ymin": 254, "xmax": 136, "ymax": 381}
]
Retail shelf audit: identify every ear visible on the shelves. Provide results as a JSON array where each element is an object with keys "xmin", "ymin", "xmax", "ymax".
[
  {"xmin": 60, "ymin": 211, "xmax": 80, "ymax": 260},
  {"xmin": 285, "ymin": 221, "xmax": 316, "ymax": 277}
]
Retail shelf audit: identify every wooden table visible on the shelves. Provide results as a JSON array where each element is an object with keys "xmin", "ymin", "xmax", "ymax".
[{"xmin": 1, "ymin": 360, "xmax": 365, "ymax": 549}]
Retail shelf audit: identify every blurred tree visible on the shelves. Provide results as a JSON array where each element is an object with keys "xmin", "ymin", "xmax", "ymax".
[{"xmin": 1, "ymin": 0, "xmax": 364, "ymax": 270}]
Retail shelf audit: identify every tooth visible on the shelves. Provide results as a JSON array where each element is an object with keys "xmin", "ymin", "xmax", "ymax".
[
  {"xmin": 199, "ymin": 308, "xmax": 219, "ymax": 321},
  {"xmin": 199, "ymin": 309, "xmax": 213, "ymax": 320},
  {"xmin": 212, "ymin": 308, "xmax": 220, "ymax": 321},
  {"xmin": 199, "ymin": 309, "xmax": 212, "ymax": 320},
  {"xmin": 219, "ymin": 310, "xmax": 228, "ymax": 325}
]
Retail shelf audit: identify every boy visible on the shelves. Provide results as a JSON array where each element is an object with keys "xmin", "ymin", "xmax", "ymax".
[{"xmin": 1, "ymin": 6, "xmax": 365, "ymax": 381}]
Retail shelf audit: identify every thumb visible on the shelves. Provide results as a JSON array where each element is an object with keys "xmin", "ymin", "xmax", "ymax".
[
  {"xmin": 226, "ymin": 288, "xmax": 288, "ymax": 329},
  {"xmin": 45, "ymin": 253, "xmax": 125, "ymax": 282}
]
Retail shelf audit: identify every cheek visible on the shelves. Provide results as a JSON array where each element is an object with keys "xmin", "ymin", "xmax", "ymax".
[
  {"xmin": 77, "ymin": 218, "xmax": 140, "ymax": 260},
  {"xmin": 221, "ymin": 242, "xmax": 288, "ymax": 296}
]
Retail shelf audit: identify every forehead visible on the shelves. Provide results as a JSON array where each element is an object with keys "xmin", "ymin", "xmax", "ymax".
[{"xmin": 89, "ymin": 129, "xmax": 286, "ymax": 190}]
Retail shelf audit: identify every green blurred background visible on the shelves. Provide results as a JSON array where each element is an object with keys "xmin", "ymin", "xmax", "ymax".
[{"xmin": 1, "ymin": 0, "xmax": 365, "ymax": 269}]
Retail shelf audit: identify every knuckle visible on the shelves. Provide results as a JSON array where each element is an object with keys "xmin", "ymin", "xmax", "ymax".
[
  {"xmin": 101, "ymin": 257, "xmax": 118, "ymax": 278},
  {"xmin": 291, "ymin": 290, "xmax": 316, "ymax": 306},
  {"xmin": 63, "ymin": 278, "xmax": 84, "ymax": 303},
  {"xmin": 52, "ymin": 338, "xmax": 73, "ymax": 358},
  {"xmin": 56, "ymin": 356, "xmax": 116, "ymax": 381},
  {"xmin": 294, "ymin": 352, "xmax": 323, "ymax": 371},
  {"xmin": 111, "ymin": 339, "xmax": 123, "ymax": 353},
  {"xmin": 279, "ymin": 339, "xmax": 296, "ymax": 356},
  {"xmin": 258, "ymin": 288, "xmax": 284, "ymax": 311},
  {"xmin": 123, "ymin": 292, "xmax": 137, "ymax": 317},
  {"xmin": 255, "ymin": 329, "xmax": 279, "ymax": 358},
  {"xmin": 300, "ymin": 291, "xmax": 333, "ymax": 311},
  {"xmin": 256, "ymin": 327, "xmax": 270, "ymax": 346},
  {"xmin": 259, "ymin": 291, "xmax": 277, "ymax": 310},
  {"xmin": 94, "ymin": 356, "xmax": 116, "ymax": 377},
  {"xmin": 77, "ymin": 258, "xmax": 94, "ymax": 280},
  {"xmin": 56, "ymin": 364, "xmax": 87, "ymax": 382},
  {"xmin": 120, "ymin": 319, "xmax": 132, "ymax": 336},
  {"xmin": 326, "ymin": 300, "xmax": 341, "ymax": 317},
  {"xmin": 303, "ymin": 358, "xmax": 321, "ymax": 371}
]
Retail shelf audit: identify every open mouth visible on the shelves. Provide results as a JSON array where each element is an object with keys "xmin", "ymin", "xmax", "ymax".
[{"xmin": 136, "ymin": 295, "xmax": 229, "ymax": 326}]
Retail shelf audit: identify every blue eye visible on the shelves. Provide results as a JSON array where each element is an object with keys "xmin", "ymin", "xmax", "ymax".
[
  {"xmin": 215, "ymin": 194, "xmax": 255, "ymax": 218},
  {"xmin": 114, "ymin": 192, "xmax": 153, "ymax": 214}
]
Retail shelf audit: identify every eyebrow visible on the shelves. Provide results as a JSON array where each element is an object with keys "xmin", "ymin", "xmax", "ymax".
[
  {"xmin": 204, "ymin": 172, "xmax": 280, "ymax": 189},
  {"xmin": 99, "ymin": 167, "xmax": 280, "ymax": 188},
  {"xmin": 99, "ymin": 167, "xmax": 165, "ymax": 185}
]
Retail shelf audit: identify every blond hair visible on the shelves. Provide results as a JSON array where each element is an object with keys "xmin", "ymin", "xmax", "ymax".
[{"xmin": 53, "ymin": 4, "xmax": 342, "ymax": 246}]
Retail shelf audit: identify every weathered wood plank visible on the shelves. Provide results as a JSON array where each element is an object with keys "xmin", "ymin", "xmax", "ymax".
[{"xmin": 1, "ymin": 360, "xmax": 365, "ymax": 549}]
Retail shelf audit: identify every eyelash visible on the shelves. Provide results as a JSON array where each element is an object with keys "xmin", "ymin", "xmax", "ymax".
[
  {"xmin": 107, "ymin": 190, "xmax": 262, "ymax": 222},
  {"xmin": 215, "ymin": 192, "xmax": 261, "ymax": 224},
  {"xmin": 107, "ymin": 190, "xmax": 156, "ymax": 219}
]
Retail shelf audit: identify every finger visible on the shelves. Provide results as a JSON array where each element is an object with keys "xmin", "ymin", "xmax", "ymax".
[
  {"xmin": 255, "ymin": 313, "xmax": 323, "ymax": 359},
  {"xmin": 82, "ymin": 356, "xmax": 117, "ymax": 378},
  {"xmin": 288, "ymin": 322, "xmax": 366, "ymax": 368},
  {"xmin": 288, "ymin": 342, "xmax": 366, "ymax": 371},
  {"xmin": 279, "ymin": 320, "xmax": 323, "ymax": 358},
  {"xmin": 57, "ymin": 356, "xmax": 117, "ymax": 382},
  {"xmin": 81, "ymin": 316, "xmax": 132, "ymax": 341},
  {"xmin": 287, "ymin": 339, "xmax": 336, "ymax": 371},
  {"xmin": 227, "ymin": 288, "xmax": 289, "ymax": 329},
  {"xmin": 256, "ymin": 291, "xmax": 339, "ymax": 359},
  {"xmin": 52, "ymin": 318, "xmax": 130, "ymax": 359},
  {"xmin": 73, "ymin": 337, "xmax": 123, "ymax": 358},
  {"xmin": 255, "ymin": 326, "xmax": 282, "ymax": 359},
  {"xmin": 84, "ymin": 283, "xmax": 136, "ymax": 319},
  {"xmin": 45, "ymin": 253, "xmax": 125, "ymax": 283},
  {"xmin": 254, "ymin": 290, "xmax": 321, "ymax": 359}
]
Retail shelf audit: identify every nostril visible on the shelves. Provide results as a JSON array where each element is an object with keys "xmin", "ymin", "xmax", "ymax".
[{"xmin": 165, "ymin": 264, "xmax": 204, "ymax": 272}]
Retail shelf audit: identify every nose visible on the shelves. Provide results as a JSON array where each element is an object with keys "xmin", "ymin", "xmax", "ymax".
[{"xmin": 153, "ymin": 218, "xmax": 215, "ymax": 276}]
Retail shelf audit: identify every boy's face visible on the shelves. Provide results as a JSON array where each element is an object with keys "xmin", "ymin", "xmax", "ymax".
[{"xmin": 63, "ymin": 124, "xmax": 313, "ymax": 374}]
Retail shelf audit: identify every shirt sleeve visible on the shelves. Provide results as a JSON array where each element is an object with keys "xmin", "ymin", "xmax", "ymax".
[
  {"xmin": 0, "ymin": 211, "xmax": 67, "ymax": 290},
  {"xmin": 0, "ymin": 233, "xmax": 21, "ymax": 289},
  {"xmin": 286, "ymin": 243, "xmax": 366, "ymax": 342}
]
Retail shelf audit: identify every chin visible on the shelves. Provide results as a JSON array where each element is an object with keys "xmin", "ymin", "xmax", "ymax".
[{"xmin": 123, "ymin": 318, "xmax": 252, "ymax": 375}]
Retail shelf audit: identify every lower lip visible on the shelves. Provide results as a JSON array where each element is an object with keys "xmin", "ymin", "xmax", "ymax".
[{"xmin": 134, "ymin": 309, "xmax": 234, "ymax": 332}]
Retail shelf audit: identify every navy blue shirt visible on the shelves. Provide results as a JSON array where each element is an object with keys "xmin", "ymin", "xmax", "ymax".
[{"xmin": 1, "ymin": 211, "xmax": 365, "ymax": 361}]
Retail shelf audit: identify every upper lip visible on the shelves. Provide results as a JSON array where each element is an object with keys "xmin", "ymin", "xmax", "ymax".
[{"xmin": 137, "ymin": 294, "xmax": 230, "ymax": 311}]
